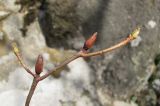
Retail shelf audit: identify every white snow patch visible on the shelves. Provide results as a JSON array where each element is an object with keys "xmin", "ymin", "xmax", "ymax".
[
  {"xmin": 0, "ymin": 11, "xmax": 10, "ymax": 17},
  {"xmin": 0, "ymin": 52, "xmax": 15, "ymax": 65},
  {"xmin": 67, "ymin": 58, "xmax": 91, "ymax": 84},
  {"xmin": 130, "ymin": 36, "xmax": 142, "ymax": 47},
  {"xmin": 1, "ymin": 0, "xmax": 20, "ymax": 11},
  {"xmin": 152, "ymin": 79, "xmax": 160, "ymax": 91},
  {"xmin": 0, "ymin": 90, "xmax": 25, "ymax": 106},
  {"xmin": 147, "ymin": 20, "xmax": 156, "ymax": 29},
  {"xmin": 42, "ymin": 53, "xmax": 50, "ymax": 61},
  {"xmin": 0, "ymin": 58, "xmax": 95, "ymax": 106},
  {"xmin": 8, "ymin": 68, "xmax": 33, "ymax": 89}
]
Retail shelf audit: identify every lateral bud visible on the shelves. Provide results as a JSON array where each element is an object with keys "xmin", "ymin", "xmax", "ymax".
[
  {"xmin": 83, "ymin": 32, "xmax": 97, "ymax": 51},
  {"xmin": 35, "ymin": 54, "xmax": 43, "ymax": 75}
]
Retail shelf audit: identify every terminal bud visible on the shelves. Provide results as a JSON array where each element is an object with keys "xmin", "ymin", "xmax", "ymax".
[{"xmin": 35, "ymin": 55, "xmax": 43, "ymax": 75}]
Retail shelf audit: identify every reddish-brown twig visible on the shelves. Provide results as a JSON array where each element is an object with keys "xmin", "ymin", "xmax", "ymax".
[
  {"xmin": 25, "ymin": 77, "xmax": 38, "ymax": 106},
  {"xmin": 37, "ymin": 53, "xmax": 80, "ymax": 81},
  {"xmin": 12, "ymin": 27, "xmax": 140, "ymax": 106},
  {"xmin": 80, "ymin": 27, "xmax": 140, "ymax": 57}
]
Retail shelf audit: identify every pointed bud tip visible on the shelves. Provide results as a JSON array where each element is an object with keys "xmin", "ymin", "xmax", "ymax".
[
  {"xmin": 131, "ymin": 27, "xmax": 141, "ymax": 39},
  {"xmin": 93, "ymin": 32, "xmax": 98, "ymax": 36},
  {"xmin": 83, "ymin": 32, "xmax": 97, "ymax": 51}
]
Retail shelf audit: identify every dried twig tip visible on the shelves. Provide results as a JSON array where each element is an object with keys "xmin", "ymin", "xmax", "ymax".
[
  {"xmin": 12, "ymin": 42, "xmax": 19, "ymax": 54},
  {"xmin": 83, "ymin": 32, "xmax": 97, "ymax": 51},
  {"xmin": 130, "ymin": 27, "xmax": 141, "ymax": 39}
]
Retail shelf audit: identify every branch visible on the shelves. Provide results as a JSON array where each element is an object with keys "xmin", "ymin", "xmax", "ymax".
[
  {"xmin": 25, "ymin": 78, "xmax": 38, "ymax": 106},
  {"xmin": 80, "ymin": 27, "xmax": 140, "ymax": 57},
  {"xmin": 12, "ymin": 27, "xmax": 140, "ymax": 106},
  {"xmin": 38, "ymin": 53, "xmax": 80, "ymax": 81},
  {"xmin": 39, "ymin": 27, "xmax": 141, "ymax": 81},
  {"xmin": 12, "ymin": 43, "xmax": 36, "ymax": 77}
]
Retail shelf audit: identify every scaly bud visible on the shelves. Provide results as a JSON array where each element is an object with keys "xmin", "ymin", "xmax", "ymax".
[
  {"xmin": 12, "ymin": 42, "xmax": 19, "ymax": 54},
  {"xmin": 35, "ymin": 55, "xmax": 43, "ymax": 75},
  {"xmin": 130, "ymin": 27, "xmax": 141, "ymax": 39},
  {"xmin": 83, "ymin": 32, "xmax": 97, "ymax": 51}
]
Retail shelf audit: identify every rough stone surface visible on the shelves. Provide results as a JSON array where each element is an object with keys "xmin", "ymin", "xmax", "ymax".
[
  {"xmin": 0, "ymin": 0, "xmax": 160, "ymax": 106},
  {"xmin": 89, "ymin": 1, "xmax": 160, "ymax": 105},
  {"xmin": 38, "ymin": 0, "xmax": 101, "ymax": 49},
  {"xmin": 113, "ymin": 101, "xmax": 137, "ymax": 106}
]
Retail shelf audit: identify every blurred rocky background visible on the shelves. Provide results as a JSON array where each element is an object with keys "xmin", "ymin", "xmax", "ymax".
[{"xmin": 0, "ymin": 0, "xmax": 160, "ymax": 106}]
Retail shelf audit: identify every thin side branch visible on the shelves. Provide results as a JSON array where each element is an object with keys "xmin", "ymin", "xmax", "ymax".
[
  {"xmin": 12, "ymin": 43, "xmax": 35, "ymax": 77},
  {"xmin": 80, "ymin": 27, "xmax": 140, "ymax": 57},
  {"xmin": 38, "ymin": 27, "xmax": 140, "ymax": 80},
  {"xmin": 38, "ymin": 53, "xmax": 80, "ymax": 81},
  {"xmin": 80, "ymin": 36, "xmax": 132, "ymax": 57}
]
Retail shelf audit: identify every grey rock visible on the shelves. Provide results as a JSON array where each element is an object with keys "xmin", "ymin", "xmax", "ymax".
[
  {"xmin": 0, "ymin": 10, "xmax": 10, "ymax": 21},
  {"xmin": 0, "ymin": 0, "xmax": 46, "ymax": 79},
  {"xmin": 136, "ymin": 88, "xmax": 157, "ymax": 106},
  {"xmin": 2, "ymin": 13, "xmax": 23, "ymax": 41},
  {"xmin": 38, "ymin": 0, "xmax": 101, "ymax": 49},
  {"xmin": 1, "ymin": 0, "xmax": 20, "ymax": 12},
  {"xmin": 36, "ymin": 0, "xmax": 160, "ymax": 105},
  {"xmin": 0, "ymin": 0, "xmax": 160, "ymax": 105},
  {"xmin": 0, "ymin": 53, "xmax": 19, "ymax": 80},
  {"xmin": 92, "ymin": 0, "xmax": 160, "ymax": 105},
  {"xmin": 113, "ymin": 101, "xmax": 137, "ymax": 106}
]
